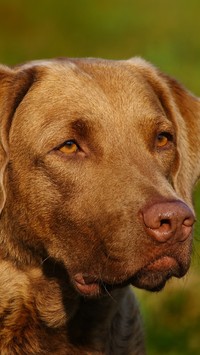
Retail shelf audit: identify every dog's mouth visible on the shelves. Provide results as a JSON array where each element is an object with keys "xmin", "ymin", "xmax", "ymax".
[{"xmin": 73, "ymin": 256, "xmax": 187, "ymax": 296}]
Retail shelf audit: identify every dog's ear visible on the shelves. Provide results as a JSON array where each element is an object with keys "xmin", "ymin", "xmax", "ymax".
[
  {"xmin": 133, "ymin": 59, "xmax": 200, "ymax": 204},
  {"xmin": 147, "ymin": 67, "xmax": 200, "ymax": 204},
  {"xmin": 161, "ymin": 75, "xmax": 200, "ymax": 204},
  {"xmin": 0, "ymin": 64, "xmax": 37, "ymax": 213}
]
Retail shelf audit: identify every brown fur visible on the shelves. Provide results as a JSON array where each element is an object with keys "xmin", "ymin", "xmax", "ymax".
[{"xmin": 0, "ymin": 57, "xmax": 199, "ymax": 354}]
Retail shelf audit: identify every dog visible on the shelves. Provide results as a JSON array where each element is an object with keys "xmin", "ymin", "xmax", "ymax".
[{"xmin": 0, "ymin": 57, "xmax": 199, "ymax": 354}]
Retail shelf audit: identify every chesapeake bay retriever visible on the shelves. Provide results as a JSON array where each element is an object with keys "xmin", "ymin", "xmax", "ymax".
[{"xmin": 0, "ymin": 57, "xmax": 199, "ymax": 354}]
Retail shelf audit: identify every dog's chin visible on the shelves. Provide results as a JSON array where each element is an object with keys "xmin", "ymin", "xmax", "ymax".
[
  {"xmin": 131, "ymin": 256, "xmax": 187, "ymax": 292},
  {"xmin": 131, "ymin": 270, "xmax": 172, "ymax": 292},
  {"xmin": 73, "ymin": 256, "xmax": 187, "ymax": 296}
]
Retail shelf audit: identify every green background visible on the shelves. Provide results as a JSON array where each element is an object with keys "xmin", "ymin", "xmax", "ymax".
[{"xmin": 1, "ymin": 1, "xmax": 200, "ymax": 353}]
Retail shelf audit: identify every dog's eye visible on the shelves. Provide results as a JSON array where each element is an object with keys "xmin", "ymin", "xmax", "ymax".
[
  {"xmin": 59, "ymin": 141, "xmax": 79, "ymax": 155},
  {"xmin": 156, "ymin": 132, "xmax": 173, "ymax": 149}
]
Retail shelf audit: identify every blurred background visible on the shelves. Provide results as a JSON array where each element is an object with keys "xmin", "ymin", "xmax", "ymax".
[{"xmin": 0, "ymin": 0, "xmax": 199, "ymax": 353}]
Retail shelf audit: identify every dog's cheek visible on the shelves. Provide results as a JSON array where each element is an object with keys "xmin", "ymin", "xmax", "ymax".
[
  {"xmin": 4, "ymin": 163, "xmax": 59, "ymax": 239},
  {"xmin": 47, "ymin": 199, "xmax": 102, "ymax": 261}
]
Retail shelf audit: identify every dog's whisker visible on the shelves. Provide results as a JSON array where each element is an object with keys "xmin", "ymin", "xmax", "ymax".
[
  {"xmin": 101, "ymin": 282, "xmax": 117, "ymax": 302},
  {"xmin": 41, "ymin": 255, "xmax": 51, "ymax": 265}
]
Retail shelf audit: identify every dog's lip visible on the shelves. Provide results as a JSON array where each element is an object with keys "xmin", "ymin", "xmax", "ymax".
[
  {"xmin": 73, "ymin": 273, "xmax": 101, "ymax": 296},
  {"xmin": 73, "ymin": 256, "xmax": 185, "ymax": 296},
  {"xmin": 73, "ymin": 273, "xmax": 128, "ymax": 296},
  {"xmin": 144, "ymin": 256, "xmax": 179, "ymax": 273}
]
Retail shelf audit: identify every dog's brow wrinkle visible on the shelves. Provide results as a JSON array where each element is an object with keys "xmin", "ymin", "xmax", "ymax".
[{"xmin": 70, "ymin": 118, "xmax": 91, "ymax": 139}]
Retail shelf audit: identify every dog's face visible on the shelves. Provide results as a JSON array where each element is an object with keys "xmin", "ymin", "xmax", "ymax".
[{"xmin": 0, "ymin": 58, "xmax": 199, "ymax": 296}]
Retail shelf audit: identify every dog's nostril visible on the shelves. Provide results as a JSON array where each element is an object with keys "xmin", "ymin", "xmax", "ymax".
[
  {"xmin": 160, "ymin": 219, "xmax": 171, "ymax": 226},
  {"xmin": 159, "ymin": 218, "xmax": 172, "ymax": 232},
  {"xmin": 183, "ymin": 216, "xmax": 195, "ymax": 227},
  {"xmin": 160, "ymin": 219, "xmax": 170, "ymax": 226}
]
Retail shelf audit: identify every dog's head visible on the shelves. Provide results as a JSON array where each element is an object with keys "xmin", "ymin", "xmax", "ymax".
[{"xmin": 0, "ymin": 58, "xmax": 199, "ymax": 296}]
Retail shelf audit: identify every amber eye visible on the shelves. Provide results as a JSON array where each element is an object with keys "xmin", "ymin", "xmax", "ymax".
[
  {"xmin": 59, "ymin": 140, "xmax": 79, "ymax": 154},
  {"xmin": 156, "ymin": 132, "xmax": 172, "ymax": 148}
]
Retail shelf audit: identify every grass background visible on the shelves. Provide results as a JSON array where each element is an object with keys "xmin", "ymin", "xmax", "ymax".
[{"xmin": 0, "ymin": 1, "xmax": 199, "ymax": 353}]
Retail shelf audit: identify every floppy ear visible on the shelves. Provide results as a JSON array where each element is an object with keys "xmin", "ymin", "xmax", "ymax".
[
  {"xmin": 0, "ymin": 64, "xmax": 37, "ymax": 213},
  {"xmin": 131, "ymin": 58, "xmax": 200, "ymax": 201},
  {"xmin": 131, "ymin": 58, "xmax": 200, "ymax": 205},
  {"xmin": 147, "ymin": 66, "xmax": 200, "ymax": 204},
  {"xmin": 162, "ymin": 76, "xmax": 200, "ymax": 204},
  {"xmin": 133, "ymin": 58, "xmax": 200, "ymax": 204}
]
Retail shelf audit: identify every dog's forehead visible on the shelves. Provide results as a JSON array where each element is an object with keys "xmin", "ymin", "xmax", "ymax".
[
  {"xmin": 31, "ymin": 59, "xmax": 165, "ymax": 121},
  {"xmin": 42, "ymin": 59, "xmax": 160, "ymax": 106},
  {"xmin": 11, "ymin": 59, "xmax": 168, "ymax": 149}
]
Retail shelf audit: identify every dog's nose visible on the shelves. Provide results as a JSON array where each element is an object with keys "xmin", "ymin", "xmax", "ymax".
[{"xmin": 142, "ymin": 201, "xmax": 195, "ymax": 243}]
